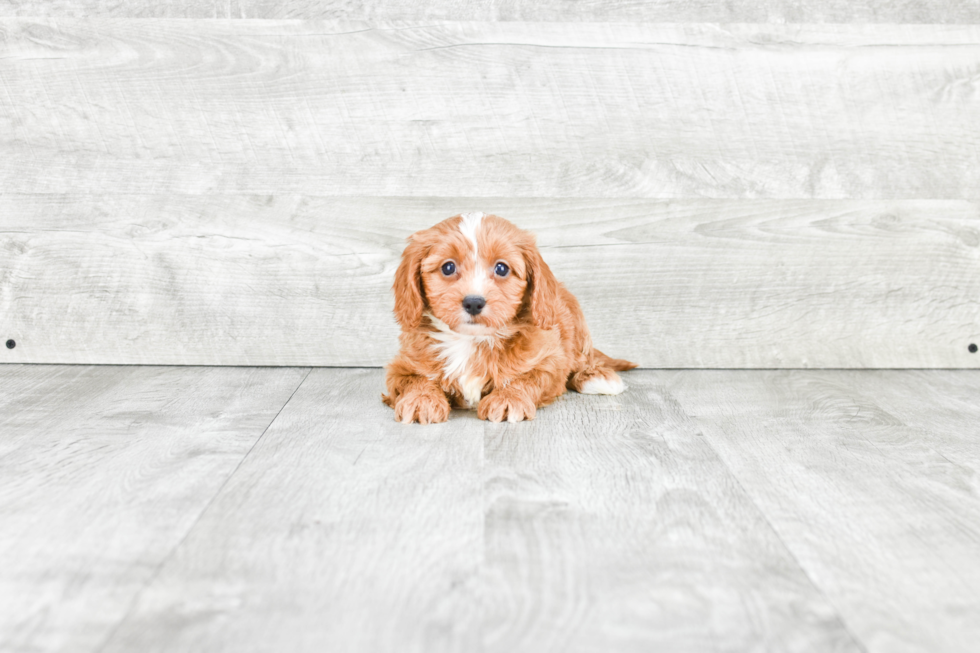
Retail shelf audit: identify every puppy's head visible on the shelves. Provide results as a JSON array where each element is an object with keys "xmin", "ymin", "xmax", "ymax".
[{"xmin": 393, "ymin": 213, "xmax": 559, "ymax": 334}]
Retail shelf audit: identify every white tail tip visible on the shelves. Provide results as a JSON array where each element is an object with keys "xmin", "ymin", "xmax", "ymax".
[{"xmin": 579, "ymin": 374, "xmax": 625, "ymax": 395}]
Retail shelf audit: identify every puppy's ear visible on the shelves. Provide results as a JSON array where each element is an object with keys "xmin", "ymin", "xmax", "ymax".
[
  {"xmin": 523, "ymin": 239, "xmax": 561, "ymax": 330},
  {"xmin": 392, "ymin": 235, "xmax": 427, "ymax": 329}
]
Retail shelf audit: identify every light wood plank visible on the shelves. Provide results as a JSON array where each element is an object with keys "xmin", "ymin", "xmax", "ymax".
[
  {"xmin": 2, "ymin": 1, "xmax": 979, "ymax": 25},
  {"xmin": 0, "ymin": 364, "xmax": 308, "ymax": 653},
  {"xmin": 6, "ymin": 367, "xmax": 979, "ymax": 651},
  {"xmin": 664, "ymin": 369, "xmax": 980, "ymax": 653},
  {"xmin": 481, "ymin": 372, "xmax": 862, "ymax": 652},
  {"xmin": 95, "ymin": 369, "xmax": 862, "ymax": 652},
  {"xmin": 2, "ymin": 195, "xmax": 978, "ymax": 368},
  {"xmin": 97, "ymin": 368, "xmax": 486, "ymax": 653},
  {"xmin": 2, "ymin": 22, "xmax": 980, "ymax": 198}
]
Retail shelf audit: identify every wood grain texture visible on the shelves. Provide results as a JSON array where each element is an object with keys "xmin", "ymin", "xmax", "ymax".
[
  {"xmin": 95, "ymin": 368, "xmax": 861, "ymax": 653},
  {"xmin": 98, "ymin": 368, "xmax": 487, "ymax": 653},
  {"xmin": 3, "ymin": 366, "xmax": 979, "ymax": 651},
  {"xmin": 2, "ymin": 0, "xmax": 979, "ymax": 23},
  {"xmin": 0, "ymin": 364, "xmax": 308, "ymax": 653},
  {"xmin": 480, "ymin": 372, "xmax": 861, "ymax": 652},
  {"xmin": 2, "ymin": 195, "xmax": 978, "ymax": 368},
  {"xmin": 2, "ymin": 21, "xmax": 980, "ymax": 198},
  {"xmin": 664, "ymin": 369, "xmax": 980, "ymax": 653}
]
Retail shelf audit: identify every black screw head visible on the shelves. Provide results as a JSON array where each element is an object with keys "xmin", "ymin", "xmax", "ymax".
[
  {"xmin": 5, "ymin": 339, "xmax": 14, "ymax": 350},
  {"xmin": 970, "ymin": 343, "xmax": 978, "ymax": 354}
]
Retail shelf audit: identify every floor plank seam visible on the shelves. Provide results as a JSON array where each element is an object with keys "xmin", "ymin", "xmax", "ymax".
[
  {"xmin": 695, "ymin": 425, "xmax": 872, "ymax": 653},
  {"xmin": 89, "ymin": 367, "xmax": 314, "ymax": 653},
  {"xmin": 660, "ymin": 380, "xmax": 874, "ymax": 651}
]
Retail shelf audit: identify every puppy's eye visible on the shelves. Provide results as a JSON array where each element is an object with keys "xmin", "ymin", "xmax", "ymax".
[
  {"xmin": 494, "ymin": 262, "xmax": 510, "ymax": 277},
  {"xmin": 441, "ymin": 261, "xmax": 456, "ymax": 276}
]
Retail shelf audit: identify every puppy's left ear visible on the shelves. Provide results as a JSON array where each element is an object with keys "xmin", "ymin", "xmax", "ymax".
[
  {"xmin": 523, "ymin": 239, "xmax": 561, "ymax": 330},
  {"xmin": 392, "ymin": 235, "xmax": 427, "ymax": 329}
]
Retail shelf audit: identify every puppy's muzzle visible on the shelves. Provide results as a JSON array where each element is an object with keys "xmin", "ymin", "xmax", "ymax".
[{"xmin": 462, "ymin": 295, "xmax": 486, "ymax": 316}]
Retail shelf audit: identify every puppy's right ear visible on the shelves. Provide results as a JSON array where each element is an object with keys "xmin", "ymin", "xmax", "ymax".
[{"xmin": 392, "ymin": 235, "xmax": 427, "ymax": 329}]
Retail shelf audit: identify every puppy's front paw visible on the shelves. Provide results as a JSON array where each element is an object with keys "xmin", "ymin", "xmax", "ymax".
[
  {"xmin": 478, "ymin": 389, "xmax": 536, "ymax": 423},
  {"xmin": 394, "ymin": 388, "xmax": 451, "ymax": 424}
]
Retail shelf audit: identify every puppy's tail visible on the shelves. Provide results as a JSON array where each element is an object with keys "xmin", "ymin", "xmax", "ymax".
[
  {"xmin": 594, "ymin": 349, "xmax": 638, "ymax": 371},
  {"xmin": 569, "ymin": 349, "xmax": 637, "ymax": 395}
]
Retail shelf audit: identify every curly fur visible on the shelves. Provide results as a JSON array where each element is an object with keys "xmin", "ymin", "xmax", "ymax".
[{"xmin": 382, "ymin": 213, "xmax": 637, "ymax": 423}]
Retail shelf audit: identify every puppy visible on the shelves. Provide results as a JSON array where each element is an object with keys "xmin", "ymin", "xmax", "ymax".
[{"xmin": 382, "ymin": 212, "xmax": 637, "ymax": 424}]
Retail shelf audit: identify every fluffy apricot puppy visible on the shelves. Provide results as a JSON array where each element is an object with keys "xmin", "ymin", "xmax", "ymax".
[{"xmin": 382, "ymin": 212, "xmax": 637, "ymax": 424}]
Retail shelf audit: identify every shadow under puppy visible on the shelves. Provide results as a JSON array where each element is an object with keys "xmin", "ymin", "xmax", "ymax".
[{"xmin": 383, "ymin": 212, "xmax": 637, "ymax": 424}]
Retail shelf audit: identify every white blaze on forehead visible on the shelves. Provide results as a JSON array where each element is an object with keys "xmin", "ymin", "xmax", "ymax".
[
  {"xmin": 458, "ymin": 212, "xmax": 486, "ymax": 294},
  {"xmin": 458, "ymin": 212, "xmax": 484, "ymax": 261}
]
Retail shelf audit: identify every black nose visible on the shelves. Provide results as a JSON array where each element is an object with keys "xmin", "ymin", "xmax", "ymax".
[{"xmin": 462, "ymin": 295, "xmax": 486, "ymax": 316}]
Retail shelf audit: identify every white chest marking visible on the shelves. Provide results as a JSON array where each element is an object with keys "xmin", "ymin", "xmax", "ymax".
[
  {"xmin": 459, "ymin": 375, "xmax": 486, "ymax": 409},
  {"xmin": 425, "ymin": 312, "xmax": 494, "ymax": 409}
]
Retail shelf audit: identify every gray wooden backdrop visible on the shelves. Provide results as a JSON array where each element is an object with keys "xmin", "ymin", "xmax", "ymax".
[{"xmin": 1, "ymin": 11, "xmax": 979, "ymax": 368}]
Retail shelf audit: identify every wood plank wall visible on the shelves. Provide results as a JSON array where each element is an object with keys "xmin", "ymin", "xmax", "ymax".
[{"xmin": 1, "ymin": 10, "xmax": 978, "ymax": 367}]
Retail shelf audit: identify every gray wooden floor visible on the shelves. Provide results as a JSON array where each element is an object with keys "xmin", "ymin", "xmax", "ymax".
[{"xmin": 1, "ymin": 365, "xmax": 978, "ymax": 652}]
